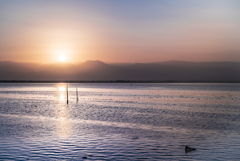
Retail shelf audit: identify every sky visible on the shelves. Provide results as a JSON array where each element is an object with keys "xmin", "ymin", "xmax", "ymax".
[{"xmin": 0, "ymin": 0, "xmax": 240, "ymax": 64}]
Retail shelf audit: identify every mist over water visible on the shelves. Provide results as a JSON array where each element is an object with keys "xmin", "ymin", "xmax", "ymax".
[{"xmin": 0, "ymin": 83, "xmax": 240, "ymax": 160}]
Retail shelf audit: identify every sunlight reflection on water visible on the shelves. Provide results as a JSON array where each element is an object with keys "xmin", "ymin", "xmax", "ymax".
[
  {"xmin": 55, "ymin": 105, "xmax": 71, "ymax": 139},
  {"xmin": 58, "ymin": 87, "xmax": 66, "ymax": 92},
  {"xmin": 0, "ymin": 83, "xmax": 240, "ymax": 160}
]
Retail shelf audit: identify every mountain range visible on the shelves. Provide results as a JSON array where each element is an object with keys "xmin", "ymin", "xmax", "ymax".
[{"xmin": 0, "ymin": 60, "xmax": 240, "ymax": 82}]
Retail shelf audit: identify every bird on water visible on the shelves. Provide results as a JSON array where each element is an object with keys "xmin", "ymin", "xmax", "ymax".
[{"xmin": 185, "ymin": 146, "xmax": 196, "ymax": 153}]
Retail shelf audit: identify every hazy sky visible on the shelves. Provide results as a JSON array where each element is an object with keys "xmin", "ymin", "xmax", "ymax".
[{"xmin": 0, "ymin": 0, "xmax": 240, "ymax": 63}]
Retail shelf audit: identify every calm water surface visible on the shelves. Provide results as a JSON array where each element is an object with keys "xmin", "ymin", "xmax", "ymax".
[{"xmin": 0, "ymin": 83, "xmax": 240, "ymax": 160}]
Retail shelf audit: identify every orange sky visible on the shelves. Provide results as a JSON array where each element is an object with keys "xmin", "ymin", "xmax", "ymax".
[{"xmin": 0, "ymin": 0, "xmax": 240, "ymax": 64}]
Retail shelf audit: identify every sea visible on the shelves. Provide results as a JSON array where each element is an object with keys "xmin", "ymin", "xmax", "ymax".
[{"xmin": 0, "ymin": 83, "xmax": 239, "ymax": 160}]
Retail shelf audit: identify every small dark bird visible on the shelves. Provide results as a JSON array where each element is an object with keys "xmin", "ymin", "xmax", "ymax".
[{"xmin": 185, "ymin": 146, "xmax": 196, "ymax": 153}]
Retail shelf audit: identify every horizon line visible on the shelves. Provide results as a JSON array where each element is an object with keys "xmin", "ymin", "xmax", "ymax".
[
  {"xmin": 1, "ymin": 60, "xmax": 240, "ymax": 65},
  {"xmin": 0, "ymin": 80, "xmax": 240, "ymax": 83}
]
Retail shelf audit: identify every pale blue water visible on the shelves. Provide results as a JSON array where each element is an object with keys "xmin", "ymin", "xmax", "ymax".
[{"xmin": 0, "ymin": 83, "xmax": 240, "ymax": 160}]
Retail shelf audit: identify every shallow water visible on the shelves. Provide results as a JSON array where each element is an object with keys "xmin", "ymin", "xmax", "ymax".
[{"xmin": 0, "ymin": 83, "xmax": 240, "ymax": 160}]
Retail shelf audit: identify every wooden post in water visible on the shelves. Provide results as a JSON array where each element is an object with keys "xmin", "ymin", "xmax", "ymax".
[
  {"xmin": 76, "ymin": 87, "xmax": 78, "ymax": 102},
  {"xmin": 66, "ymin": 84, "xmax": 69, "ymax": 104}
]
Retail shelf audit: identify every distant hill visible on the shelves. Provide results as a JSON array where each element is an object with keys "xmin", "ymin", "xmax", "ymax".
[{"xmin": 0, "ymin": 60, "xmax": 240, "ymax": 82}]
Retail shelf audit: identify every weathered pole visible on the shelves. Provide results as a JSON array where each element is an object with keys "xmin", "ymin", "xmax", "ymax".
[
  {"xmin": 66, "ymin": 84, "xmax": 69, "ymax": 104},
  {"xmin": 76, "ymin": 87, "xmax": 78, "ymax": 102}
]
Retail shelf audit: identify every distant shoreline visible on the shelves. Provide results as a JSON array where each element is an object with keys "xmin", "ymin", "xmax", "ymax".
[{"xmin": 0, "ymin": 80, "xmax": 239, "ymax": 83}]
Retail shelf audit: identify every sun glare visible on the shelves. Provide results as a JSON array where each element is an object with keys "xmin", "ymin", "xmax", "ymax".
[
  {"xmin": 59, "ymin": 87, "xmax": 66, "ymax": 91},
  {"xmin": 59, "ymin": 55, "xmax": 66, "ymax": 62},
  {"xmin": 55, "ymin": 49, "xmax": 69, "ymax": 62}
]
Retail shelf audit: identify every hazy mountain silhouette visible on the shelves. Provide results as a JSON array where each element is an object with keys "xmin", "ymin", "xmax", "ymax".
[{"xmin": 0, "ymin": 60, "xmax": 239, "ymax": 81}]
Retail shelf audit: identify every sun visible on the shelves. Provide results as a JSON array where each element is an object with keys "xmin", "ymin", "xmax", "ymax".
[
  {"xmin": 59, "ymin": 55, "xmax": 66, "ymax": 62},
  {"xmin": 55, "ymin": 49, "xmax": 69, "ymax": 62}
]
